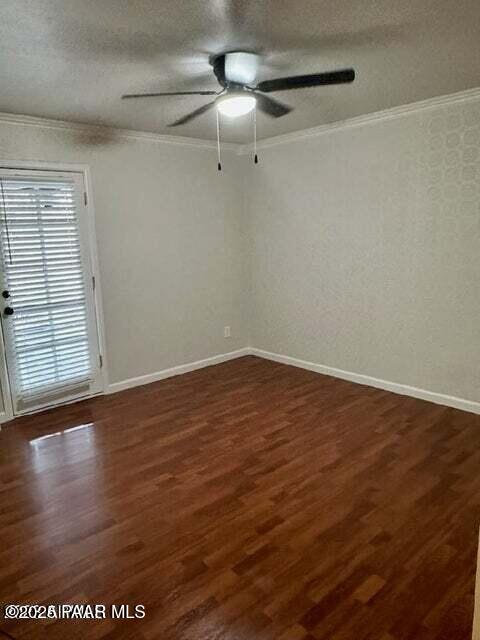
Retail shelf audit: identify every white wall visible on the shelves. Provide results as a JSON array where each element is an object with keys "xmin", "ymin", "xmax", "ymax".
[
  {"xmin": 1, "ymin": 90, "xmax": 478, "ymax": 413},
  {"xmin": 247, "ymin": 95, "xmax": 480, "ymax": 403},
  {"xmin": 0, "ymin": 121, "xmax": 249, "ymax": 387}
]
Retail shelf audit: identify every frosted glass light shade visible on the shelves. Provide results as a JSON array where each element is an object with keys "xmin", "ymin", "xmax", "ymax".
[{"xmin": 217, "ymin": 95, "xmax": 256, "ymax": 118}]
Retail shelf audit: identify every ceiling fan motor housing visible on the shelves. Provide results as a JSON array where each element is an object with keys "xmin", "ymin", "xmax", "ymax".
[
  {"xmin": 211, "ymin": 51, "xmax": 260, "ymax": 88},
  {"xmin": 224, "ymin": 51, "xmax": 260, "ymax": 85}
]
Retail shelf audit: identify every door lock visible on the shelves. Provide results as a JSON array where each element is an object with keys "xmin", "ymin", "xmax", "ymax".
[
  {"xmin": 4, "ymin": 306, "xmax": 14, "ymax": 316},
  {"xmin": 2, "ymin": 290, "xmax": 10, "ymax": 299}
]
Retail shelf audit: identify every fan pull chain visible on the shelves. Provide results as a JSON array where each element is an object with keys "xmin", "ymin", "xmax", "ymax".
[
  {"xmin": 253, "ymin": 105, "xmax": 258, "ymax": 164},
  {"xmin": 216, "ymin": 109, "xmax": 222, "ymax": 172}
]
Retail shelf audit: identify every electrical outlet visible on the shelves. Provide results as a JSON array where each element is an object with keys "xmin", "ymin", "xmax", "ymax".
[{"xmin": 224, "ymin": 326, "xmax": 231, "ymax": 338}]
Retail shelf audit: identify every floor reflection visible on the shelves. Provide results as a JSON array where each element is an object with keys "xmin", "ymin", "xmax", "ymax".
[
  {"xmin": 29, "ymin": 421, "xmax": 95, "ymax": 446},
  {"xmin": 27, "ymin": 421, "xmax": 109, "ymax": 551}
]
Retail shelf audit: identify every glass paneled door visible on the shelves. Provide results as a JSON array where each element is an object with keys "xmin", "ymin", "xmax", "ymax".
[{"xmin": 0, "ymin": 169, "xmax": 103, "ymax": 415}]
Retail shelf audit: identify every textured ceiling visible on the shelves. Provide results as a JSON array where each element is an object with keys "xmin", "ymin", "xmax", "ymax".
[{"xmin": 0, "ymin": 1, "xmax": 479, "ymax": 143}]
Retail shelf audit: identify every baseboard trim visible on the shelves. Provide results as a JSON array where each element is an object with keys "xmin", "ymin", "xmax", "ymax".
[
  {"xmin": 107, "ymin": 348, "xmax": 251, "ymax": 394},
  {"xmin": 108, "ymin": 345, "xmax": 480, "ymax": 415},
  {"xmin": 250, "ymin": 348, "xmax": 480, "ymax": 416}
]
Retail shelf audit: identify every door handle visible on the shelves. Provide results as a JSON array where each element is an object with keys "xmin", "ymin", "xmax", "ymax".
[
  {"xmin": 2, "ymin": 290, "xmax": 10, "ymax": 299},
  {"xmin": 4, "ymin": 306, "xmax": 14, "ymax": 316}
]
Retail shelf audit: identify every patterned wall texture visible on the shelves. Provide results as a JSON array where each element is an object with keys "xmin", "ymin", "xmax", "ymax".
[{"xmin": 249, "ymin": 93, "xmax": 480, "ymax": 403}]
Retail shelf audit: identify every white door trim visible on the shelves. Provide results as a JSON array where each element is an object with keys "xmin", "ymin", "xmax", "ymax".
[{"xmin": 0, "ymin": 160, "xmax": 108, "ymax": 422}]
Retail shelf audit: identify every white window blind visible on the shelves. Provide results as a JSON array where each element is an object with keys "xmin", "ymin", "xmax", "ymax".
[{"xmin": 0, "ymin": 176, "xmax": 94, "ymax": 401}]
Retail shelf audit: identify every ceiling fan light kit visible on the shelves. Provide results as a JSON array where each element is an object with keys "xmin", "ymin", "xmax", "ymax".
[
  {"xmin": 216, "ymin": 93, "xmax": 257, "ymax": 171},
  {"xmin": 121, "ymin": 51, "xmax": 355, "ymax": 170},
  {"xmin": 216, "ymin": 94, "xmax": 256, "ymax": 118}
]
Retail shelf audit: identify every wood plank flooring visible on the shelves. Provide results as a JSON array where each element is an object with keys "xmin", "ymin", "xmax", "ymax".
[{"xmin": 0, "ymin": 355, "xmax": 479, "ymax": 639}]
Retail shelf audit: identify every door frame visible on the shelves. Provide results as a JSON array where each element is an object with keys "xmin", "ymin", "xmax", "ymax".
[{"xmin": 0, "ymin": 160, "xmax": 108, "ymax": 423}]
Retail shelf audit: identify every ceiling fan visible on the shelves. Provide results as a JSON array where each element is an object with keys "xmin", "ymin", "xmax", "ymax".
[{"xmin": 122, "ymin": 51, "xmax": 355, "ymax": 127}]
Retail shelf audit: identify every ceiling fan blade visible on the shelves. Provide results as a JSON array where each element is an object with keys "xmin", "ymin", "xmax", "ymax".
[
  {"xmin": 256, "ymin": 68, "xmax": 355, "ymax": 93},
  {"xmin": 255, "ymin": 93, "xmax": 292, "ymax": 118},
  {"xmin": 122, "ymin": 90, "xmax": 219, "ymax": 99},
  {"xmin": 168, "ymin": 100, "xmax": 217, "ymax": 127}
]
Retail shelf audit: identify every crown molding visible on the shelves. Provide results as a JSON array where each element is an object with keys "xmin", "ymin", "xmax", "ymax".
[
  {"xmin": 0, "ymin": 111, "xmax": 241, "ymax": 152},
  {"xmin": 237, "ymin": 86, "xmax": 480, "ymax": 154},
  {"xmin": 1, "ymin": 86, "xmax": 479, "ymax": 155}
]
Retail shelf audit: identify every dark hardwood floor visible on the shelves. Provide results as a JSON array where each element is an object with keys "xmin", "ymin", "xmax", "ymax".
[{"xmin": 0, "ymin": 356, "xmax": 479, "ymax": 639}]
